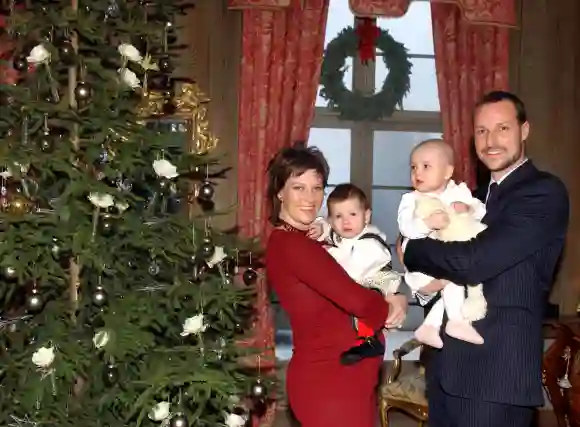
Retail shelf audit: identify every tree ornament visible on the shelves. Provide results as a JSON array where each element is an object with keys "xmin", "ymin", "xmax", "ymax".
[
  {"xmin": 148, "ymin": 260, "xmax": 160, "ymax": 276},
  {"xmin": 198, "ymin": 181, "xmax": 214, "ymax": 201},
  {"xmin": 51, "ymin": 239, "xmax": 61, "ymax": 257},
  {"xmin": 26, "ymin": 288, "xmax": 44, "ymax": 313},
  {"xmin": 158, "ymin": 56, "xmax": 172, "ymax": 73},
  {"xmin": 199, "ymin": 237, "xmax": 215, "ymax": 259},
  {"xmin": 57, "ymin": 40, "xmax": 76, "ymax": 66},
  {"xmin": 100, "ymin": 213, "xmax": 115, "ymax": 236},
  {"xmin": 250, "ymin": 379, "xmax": 267, "ymax": 399},
  {"xmin": 158, "ymin": 179, "xmax": 172, "ymax": 194},
  {"xmin": 39, "ymin": 130, "xmax": 54, "ymax": 153},
  {"xmin": 92, "ymin": 286, "xmax": 109, "ymax": 307},
  {"xmin": 2, "ymin": 266, "xmax": 17, "ymax": 281},
  {"xmin": 6, "ymin": 194, "xmax": 34, "ymax": 215},
  {"xmin": 102, "ymin": 363, "xmax": 119, "ymax": 386},
  {"xmin": 169, "ymin": 414, "xmax": 188, "ymax": 427},
  {"xmin": 13, "ymin": 56, "xmax": 28, "ymax": 72},
  {"xmin": 74, "ymin": 81, "xmax": 92, "ymax": 103},
  {"xmin": 242, "ymin": 268, "xmax": 258, "ymax": 286}
]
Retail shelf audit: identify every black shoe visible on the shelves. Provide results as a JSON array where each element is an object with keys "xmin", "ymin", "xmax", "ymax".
[{"xmin": 340, "ymin": 336, "xmax": 385, "ymax": 366}]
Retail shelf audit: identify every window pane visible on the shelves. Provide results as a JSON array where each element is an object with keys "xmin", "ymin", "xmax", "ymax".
[
  {"xmin": 371, "ymin": 188, "xmax": 409, "ymax": 247},
  {"xmin": 378, "ymin": 1, "xmax": 434, "ymax": 55},
  {"xmin": 375, "ymin": 57, "xmax": 440, "ymax": 111},
  {"xmin": 325, "ymin": 0, "xmax": 354, "ymax": 48},
  {"xmin": 373, "ymin": 131, "xmax": 442, "ymax": 186},
  {"xmin": 308, "ymin": 128, "xmax": 351, "ymax": 185},
  {"xmin": 317, "ymin": 56, "xmax": 353, "ymax": 107}
]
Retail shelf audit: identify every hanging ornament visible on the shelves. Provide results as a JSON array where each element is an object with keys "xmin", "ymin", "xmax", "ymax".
[
  {"xmin": 169, "ymin": 414, "xmax": 188, "ymax": 427},
  {"xmin": 57, "ymin": 39, "xmax": 76, "ymax": 66},
  {"xmin": 51, "ymin": 238, "xmax": 61, "ymax": 257},
  {"xmin": 199, "ymin": 237, "xmax": 215, "ymax": 259},
  {"xmin": 558, "ymin": 346, "xmax": 573, "ymax": 389},
  {"xmin": 26, "ymin": 287, "xmax": 45, "ymax": 313},
  {"xmin": 6, "ymin": 194, "xmax": 34, "ymax": 215},
  {"xmin": 250, "ymin": 379, "xmax": 267, "ymax": 400},
  {"xmin": 102, "ymin": 363, "xmax": 119, "ymax": 386},
  {"xmin": 75, "ymin": 81, "xmax": 92, "ymax": 104},
  {"xmin": 39, "ymin": 130, "xmax": 54, "ymax": 153},
  {"xmin": 148, "ymin": 260, "xmax": 161, "ymax": 276},
  {"xmin": 2, "ymin": 266, "xmax": 17, "ymax": 281},
  {"xmin": 13, "ymin": 55, "xmax": 28, "ymax": 72},
  {"xmin": 198, "ymin": 181, "xmax": 214, "ymax": 201},
  {"xmin": 158, "ymin": 179, "xmax": 172, "ymax": 194},
  {"xmin": 99, "ymin": 213, "xmax": 115, "ymax": 236},
  {"xmin": 158, "ymin": 56, "xmax": 172, "ymax": 73},
  {"xmin": 92, "ymin": 285, "xmax": 109, "ymax": 307},
  {"xmin": 242, "ymin": 268, "xmax": 258, "ymax": 286}
]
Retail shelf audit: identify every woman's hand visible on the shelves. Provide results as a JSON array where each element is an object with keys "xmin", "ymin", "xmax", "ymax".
[{"xmin": 384, "ymin": 293, "xmax": 408, "ymax": 329}]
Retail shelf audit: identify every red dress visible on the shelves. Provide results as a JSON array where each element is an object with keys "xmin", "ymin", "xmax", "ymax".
[{"xmin": 266, "ymin": 228, "xmax": 389, "ymax": 427}]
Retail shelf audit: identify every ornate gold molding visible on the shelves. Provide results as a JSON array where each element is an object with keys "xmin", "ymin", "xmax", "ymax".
[{"xmin": 136, "ymin": 82, "xmax": 219, "ymax": 155}]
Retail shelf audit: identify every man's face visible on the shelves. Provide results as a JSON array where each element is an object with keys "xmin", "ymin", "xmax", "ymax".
[{"xmin": 473, "ymin": 100, "xmax": 529, "ymax": 177}]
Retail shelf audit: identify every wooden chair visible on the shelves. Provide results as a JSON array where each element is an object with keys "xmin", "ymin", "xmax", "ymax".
[{"xmin": 379, "ymin": 338, "xmax": 428, "ymax": 427}]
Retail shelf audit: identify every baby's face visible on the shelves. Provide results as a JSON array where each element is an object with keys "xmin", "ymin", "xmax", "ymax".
[
  {"xmin": 410, "ymin": 145, "xmax": 453, "ymax": 193},
  {"xmin": 328, "ymin": 198, "xmax": 370, "ymax": 239}
]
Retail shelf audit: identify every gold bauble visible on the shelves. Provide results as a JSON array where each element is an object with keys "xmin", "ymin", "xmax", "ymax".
[{"xmin": 6, "ymin": 194, "xmax": 34, "ymax": 215}]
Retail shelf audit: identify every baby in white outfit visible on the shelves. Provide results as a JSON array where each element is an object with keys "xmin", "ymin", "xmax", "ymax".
[{"xmin": 399, "ymin": 139, "xmax": 486, "ymax": 348}]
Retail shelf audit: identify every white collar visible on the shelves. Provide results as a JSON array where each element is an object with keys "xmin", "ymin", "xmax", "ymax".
[{"xmin": 490, "ymin": 158, "xmax": 528, "ymax": 186}]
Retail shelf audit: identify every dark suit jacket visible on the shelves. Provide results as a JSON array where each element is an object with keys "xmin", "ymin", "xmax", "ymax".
[{"xmin": 404, "ymin": 161, "xmax": 569, "ymax": 407}]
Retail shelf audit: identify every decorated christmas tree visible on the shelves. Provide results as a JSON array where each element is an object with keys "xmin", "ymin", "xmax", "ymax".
[{"xmin": 0, "ymin": 1, "xmax": 269, "ymax": 427}]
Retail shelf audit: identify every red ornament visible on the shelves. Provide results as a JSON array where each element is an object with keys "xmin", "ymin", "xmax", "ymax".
[{"xmin": 356, "ymin": 18, "xmax": 380, "ymax": 65}]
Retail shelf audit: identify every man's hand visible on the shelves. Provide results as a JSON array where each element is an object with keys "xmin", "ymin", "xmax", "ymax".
[
  {"xmin": 417, "ymin": 279, "xmax": 448, "ymax": 295},
  {"xmin": 307, "ymin": 222, "xmax": 324, "ymax": 240},
  {"xmin": 451, "ymin": 201, "xmax": 470, "ymax": 214},
  {"xmin": 384, "ymin": 293, "xmax": 408, "ymax": 329},
  {"xmin": 424, "ymin": 210, "xmax": 450, "ymax": 230}
]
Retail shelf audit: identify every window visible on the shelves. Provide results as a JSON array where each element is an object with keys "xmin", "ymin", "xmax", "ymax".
[{"xmin": 310, "ymin": 0, "xmax": 442, "ymax": 272}]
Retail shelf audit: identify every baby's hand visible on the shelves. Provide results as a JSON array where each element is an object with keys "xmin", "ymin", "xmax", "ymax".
[
  {"xmin": 451, "ymin": 201, "xmax": 470, "ymax": 213},
  {"xmin": 307, "ymin": 222, "xmax": 324, "ymax": 240},
  {"xmin": 424, "ymin": 210, "xmax": 449, "ymax": 230}
]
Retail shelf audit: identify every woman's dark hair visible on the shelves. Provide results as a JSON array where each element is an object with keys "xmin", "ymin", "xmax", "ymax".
[
  {"xmin": 327, "ymin": 183, "xmax": 370, "ymax": 215},
  {"xmin": 266, "ymin": 145, "xmax": 329, "ymax": 225}
]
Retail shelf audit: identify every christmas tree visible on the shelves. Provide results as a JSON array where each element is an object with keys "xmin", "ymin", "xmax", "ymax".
[{"xmin": 0, "ymin": 2, "xmax": 270, "ymax": 427}]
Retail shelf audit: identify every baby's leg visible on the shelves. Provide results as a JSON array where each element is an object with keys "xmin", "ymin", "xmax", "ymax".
[
  {"xmin": 442, "ymin": 283, "xmax": 484, "ymax": 345},
  {"xmin": 414, "ymin": 299, "xmax": 444, "ymax": 348}
]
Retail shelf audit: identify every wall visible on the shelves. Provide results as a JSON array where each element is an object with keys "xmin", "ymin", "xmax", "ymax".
[
  {"xmin": 174, "ymin": 0, "xmax": 242, "ymax": 229},
  {"xmin": 510, "ymin": 0, "xmax": 580, "ymax": 315}
]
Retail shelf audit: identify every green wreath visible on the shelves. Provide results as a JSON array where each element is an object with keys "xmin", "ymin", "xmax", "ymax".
[{"xmin": 319, "ymin": 26, "xmax": 412, "ymax": 121}]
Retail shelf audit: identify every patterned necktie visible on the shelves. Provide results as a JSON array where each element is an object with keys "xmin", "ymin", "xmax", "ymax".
[{"xmin": 486, "ymin": 182, "xmax": 499, "ymax": 207}]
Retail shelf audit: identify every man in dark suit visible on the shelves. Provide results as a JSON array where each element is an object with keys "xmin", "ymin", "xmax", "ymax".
[{"xmin": 403, "ymin": 91, "xmax": 570, "ymax": 427}]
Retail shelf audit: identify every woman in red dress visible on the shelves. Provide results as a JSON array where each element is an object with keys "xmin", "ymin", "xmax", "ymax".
[{"xmin": 265, "ymin": 146, "xmax": 408, "ymax": 427}]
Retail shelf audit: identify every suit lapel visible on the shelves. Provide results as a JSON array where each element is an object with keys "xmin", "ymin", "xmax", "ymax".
[{"xmin": 481, "ymin": 161, "xmax": 538, "ymax": 225}]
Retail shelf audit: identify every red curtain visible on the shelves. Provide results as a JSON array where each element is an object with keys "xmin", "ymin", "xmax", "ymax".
[{"xmin": 431, "ymin": 2, "xmax": 510, "ymax": 186}]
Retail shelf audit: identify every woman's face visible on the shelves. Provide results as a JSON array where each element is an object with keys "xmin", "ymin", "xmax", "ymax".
[{"xmin": 278, "ymin": 169, "xmax": 324, "ymax": 230}]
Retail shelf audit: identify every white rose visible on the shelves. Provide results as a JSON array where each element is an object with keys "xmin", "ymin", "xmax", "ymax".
[
  {"xmin": 225, "ymin": 413, "xmax": 247, "ymax": 427},
  {"xmin": 148, "ymin": 401, "xmax": 171, "ymax": 421},
  {"xmin": 115, "ymin": 201, "xmax": 129, "ymax": 213},
  {"xmin": 152, "ymin": 159, "xmax": 178, "ymax": 179},
  {"xmin": 206, "ymin": 246, "xmax": 226, "ymax": 268},
  {"xmin": 27, "ymin": 44, "xmax": 51, "ymax": 64},
  {"xmin": 88, "ymin": 193, "xmax": 114, "ymax": 209},
  {"xmin": 118, "ymin": 43, "xmax": 142, "ymax": 62},
  {"xmin": 32, "ymin": 346, "xmax": 55, "ymax": 368},
  {"xmin": 180, "ymin": 314, "xmax": 207, "ymax": 336},
  {"xmin": 93, "ymin": 330, "xmax": 109, "ymax": 349},
  {"xmin": 118, "ymin": 68, "xmax": 140, "ymax": 89}
]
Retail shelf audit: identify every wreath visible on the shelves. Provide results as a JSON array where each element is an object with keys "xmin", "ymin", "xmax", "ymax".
[{"xmin": 319, "ymin": 25, "xmax": 412, "ymax": 121}]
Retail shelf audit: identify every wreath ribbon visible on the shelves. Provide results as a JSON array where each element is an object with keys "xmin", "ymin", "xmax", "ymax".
[{"xmin": 356, "ymin": 19, "xmax": 379, "ymax": 64}]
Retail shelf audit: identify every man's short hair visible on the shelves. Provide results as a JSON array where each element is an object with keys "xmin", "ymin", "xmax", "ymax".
[{"xmin": 475, "ymin": 91, "xmax": 527, "ymax": 125}]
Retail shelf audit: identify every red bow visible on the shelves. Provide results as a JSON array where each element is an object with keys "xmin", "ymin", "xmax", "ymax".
[{"xmin": 356, "ymin": 18, "xmax": 379, "ymax": 65}]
